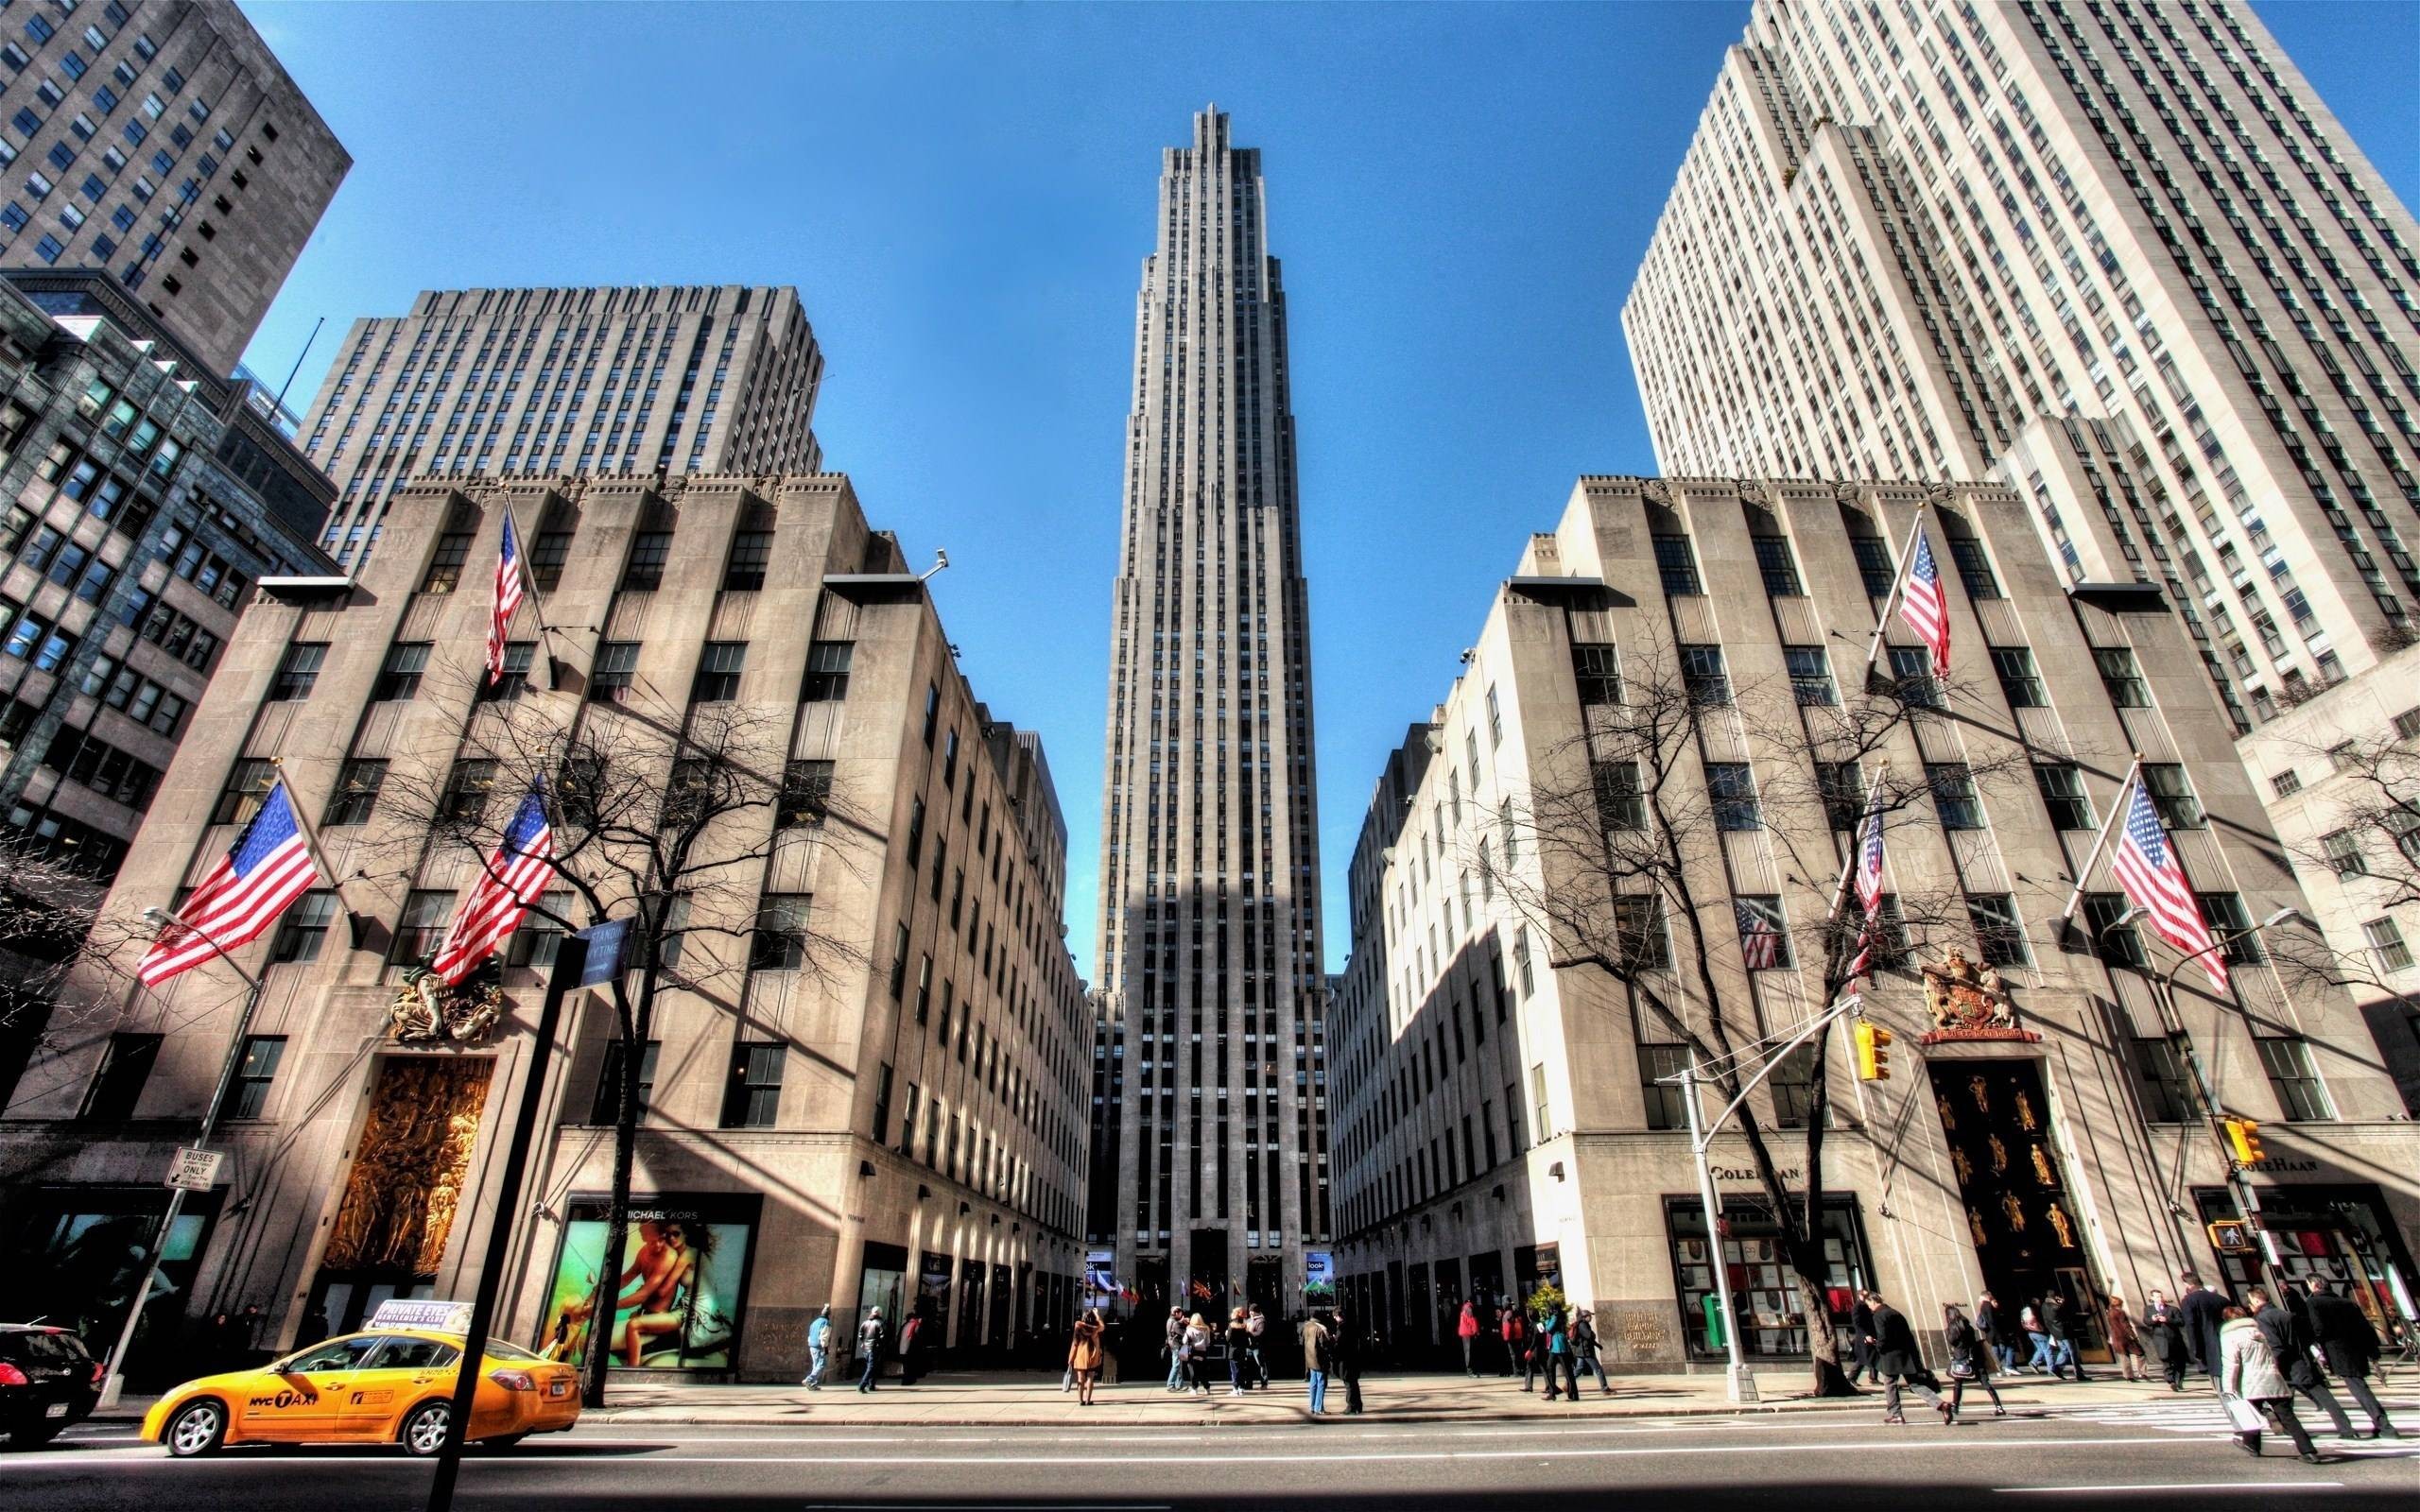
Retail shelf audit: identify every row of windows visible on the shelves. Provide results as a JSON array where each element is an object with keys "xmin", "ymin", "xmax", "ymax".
[{"xmin": 1646, "ymin": 527, "xmax": 2004, "ymax": 601}]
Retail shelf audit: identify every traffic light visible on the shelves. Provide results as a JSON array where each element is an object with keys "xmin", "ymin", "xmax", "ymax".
[
  {"xmin": 1853, "ymin": 1019, "xmax": 1893, "ymax": 1081},
  {"xmin": 2221, "ymin": 1116, "xmax": 2265, "ymax": 1164}
]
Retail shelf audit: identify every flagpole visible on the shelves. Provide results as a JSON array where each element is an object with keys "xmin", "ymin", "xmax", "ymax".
[
  {"xmin": 497, "ymin": 497, "xmax": 562, "ymax": 687},
  {"xmin": 1859, "ymin": 505, "xmax": 1929, "ymax": 681},
  {"xmin": 2056, "ymin": 755, "xmax": 2143, "ymax": 933}
]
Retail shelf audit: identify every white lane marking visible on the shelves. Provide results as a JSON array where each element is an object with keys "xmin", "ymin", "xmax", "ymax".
[{"xmin": 1994, "ymin": 1486, "xmax": 2343, "ymax": 1495}]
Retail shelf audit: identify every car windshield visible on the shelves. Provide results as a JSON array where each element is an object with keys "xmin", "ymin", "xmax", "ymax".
[
  {"xmin": 280, "ymin": 1334, "xmax": 382, "ymax": 1372},
  {"xmin": 481, "ymin": 1337, "xmax": 543, "ymax": 1362},
  {"xmin": 0, "ymin": 1330, "xmax": 90, "ymax": 1366}
]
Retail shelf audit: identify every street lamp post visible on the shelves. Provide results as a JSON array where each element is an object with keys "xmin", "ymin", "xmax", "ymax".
[{"xmin": 95, "ymin": 908, "xmax": 270, "ymax": 1409}]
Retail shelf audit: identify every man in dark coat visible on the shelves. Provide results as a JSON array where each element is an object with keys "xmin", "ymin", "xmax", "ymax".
[
  {"xmin": 2250, "ymin": 1286, "xmax": 2355, "ymax": 1436},
  {"xmin": 1869, "ymin": 1293, "xmax": 1950, "ymax": 1423},
  {"xmin": 2177, "ymin": 1271, "xmax": 2230, "ymax": 1380},
  {"xmin": 2303, "ymin": 1279, "xmax": 2400, "ymax": 1439},
  {"xmin": 1851, "ymin": 1292, "xmax": 1881, "ymax": 1385},
  {"xmin": 1976, "ymin": 1291, "xmax": 2013, "ymax": 1374}
]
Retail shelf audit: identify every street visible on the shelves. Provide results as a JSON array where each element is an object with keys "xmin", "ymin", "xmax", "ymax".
[{"xmin": 11, "ymin": 1396, "xmax": 2415, "ymax": 1511}]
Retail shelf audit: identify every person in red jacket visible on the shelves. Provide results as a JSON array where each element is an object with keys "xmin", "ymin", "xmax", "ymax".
[
  {"xmin": 1458, "ymin": 1300, "xmax": 1482, "ymax": 1377},
  {"xmin": 1502, "ymin": 1306, "xmax": 1529, "ymax": 1384}
]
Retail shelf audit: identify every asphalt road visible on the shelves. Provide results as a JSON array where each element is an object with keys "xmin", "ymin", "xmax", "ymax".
[{"xmin": 10, "ymin": 1399, "xmax": 2414, "ymax": 1510}]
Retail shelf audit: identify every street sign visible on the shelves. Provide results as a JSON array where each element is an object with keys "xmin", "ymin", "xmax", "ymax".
[
  {"xmin": 163, "ymin": 1147, "xmax": 222, "ymax": 1192},
  {"xmin": 576, "ymin": 919, "xmax": 629, "ymax": 986}
]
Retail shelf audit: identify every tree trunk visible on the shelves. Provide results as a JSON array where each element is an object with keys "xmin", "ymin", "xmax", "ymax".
[{"xmin": 1789, "ymin": 1261, "xmax": 1861, "ymax": 1397}]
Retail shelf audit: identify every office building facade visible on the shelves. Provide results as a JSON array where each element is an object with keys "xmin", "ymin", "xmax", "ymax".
[
  {"xmin": 296, "ymin": 285, "xmax": 824, "ymax": 569},
  {"xmin": 0, "ymin": 0, "xmax": 347, "ymax": 375},
  {"xmin": 0, "ymin": 472, "xmax": 1089, "ymax": 1383},
  {"xmin": 1088, "ymin": 109, "xmax": 1329, "ymax": 1317},
  {"xmin": 1329, "ymin": 473, "xmax": 2420, "ymax": 1369}
]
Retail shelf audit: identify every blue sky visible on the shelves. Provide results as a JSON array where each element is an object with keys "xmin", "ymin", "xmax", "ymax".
[{"xmin": 238, "ymin": 1, "xmax": 2420, "ymax": 979}]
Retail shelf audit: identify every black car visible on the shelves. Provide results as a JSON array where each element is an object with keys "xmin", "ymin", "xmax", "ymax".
[{"xmin": 0, "ymin": 1326, "xmax": 103, "ymax": 1448}]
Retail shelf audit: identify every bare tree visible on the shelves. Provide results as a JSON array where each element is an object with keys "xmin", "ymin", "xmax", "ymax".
[
  {"xmin": 2264, "ymin": 730, "xmax": 2420, "ymax": 1005},
  {"xmin": 1488, "ymin": 628, "xmax": 2033, "ymax": 1396},
  {"xmin": 372, "ymin": 667, "xmax": 869, "ymax": 1404},
  {"xmin": 0, "ymin": 829, "xmax": 149, "ymax": 1064}
]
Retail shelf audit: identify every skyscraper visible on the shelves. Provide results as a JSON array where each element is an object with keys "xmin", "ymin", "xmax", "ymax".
[
  {"xmin": 296, "ymin": 285, "xmax": 824, "ymax": 568},
  {"xmin": 1089, "ymin": 109, "xmax": 1328, "ymax": 1313},
  {"xmin": 0, "ymin": 0, "xmax": 349, "ymax": 376}
]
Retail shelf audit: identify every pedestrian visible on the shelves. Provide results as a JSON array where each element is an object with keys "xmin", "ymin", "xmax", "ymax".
[
  {"xmin": 802, "ymin": 1304, "xmax": 832, "ymax": 1389},
  {"xmin": 2142, "ymin": 1290, "xmax": 2188, "ymax": 1391},
  {"xmin": 1165, "ymin": 1306, "xmax": 1186, "ymax": 1392},
  {"xmin": 2178, "ymin": 1271, "xmax": 2229, "ymax": 1381},
  {"xmin": 2019, "ymin": 1297, "xmax": 2057, "ymax": 1376},
  {"xmin": 2105, "ymin": 1294, "xmax": 2145, "ymax": 1382},
  {"xmin": 897, "ymin": 1310, "xmax": 925, "ymax": 1385},
  {"xmin": 1335, "ymin": 1305, "xmax": 1365, "ymax": 1416},
  {"xmin": 1500, "ymin": 1304, "xmax": 1524, "ymax": 1380},
  {"xmin": 1067, "ymin": 1308, "xmax": 1106, "ymax": 1406},
  {"xmin": 1301, "ymin": 1309, "xmax": 1332, "ymax": 1416},
  {"xmin": 856, "ymin": 1306, "xmax": 886, "ymax": 1393},
  {"xmin": 1458, "ymin": 1298, "xmax": 1482, "ymax": 1377},
  {"xmin": 2218, "ymin": 1304, "xmax": 2321, "ymax": 1462},
  {"xmin": 1542, "ymin": 1304, "xmax": 1580, "ymax": 1402},
  {"xmin": 2045, "ymin": 1291, "xmax": 2087, "ymax": 1381},
  {"xmin": 2249, "ymin": 1286, "xmax": 2357, "ymax": 1438},
  {"xmin": 1572, "ymin": 1308, "xmax": 1613, "ymax": 1397},
  {"xmin": 1183, "ymin": 1312, "xmax": 1214, "ymax": 1397},
  {"xmin": 1226, "ymin": 1307, "xmax": 1253, "ymax": 1397},
  {"xmin": 1851, "ymin": 1290, "xmax": 1881, "ymax": 1384},
  {"xmin": 1977, "ymin": 1291, "xmax": 2016, "ymax": 1375},
  {"xmin": 1942, "ymin": 1303, "xmax": 2007, "ymax": 1420},
  {"xmin": 1246, "ymin": 1304, "xmax": 1269, "ymax": 1389},
  {"xmin": 1870, "ymin": 1291, "xmax": 1952, "ymax": 1425},
  {"xmin": 2303, "ymin": 1278, "xmax": 2400, "ymax": 1439}
]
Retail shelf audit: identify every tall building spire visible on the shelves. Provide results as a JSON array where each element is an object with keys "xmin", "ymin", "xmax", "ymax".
[{"xmin": 1086, "ymin": 110, "xmax": 1328, "ymax": 1309}]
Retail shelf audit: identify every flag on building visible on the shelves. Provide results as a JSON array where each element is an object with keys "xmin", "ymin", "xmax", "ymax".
[
  {"xmin": 2111, "ymin": 777, "xmax": 2227, "ymax": 990},
  {"xmin": 429, "ymin": 783, "xmax": 556, "ymax": 984},
  {"xmin": 137, "ymin": 782, "xmax": 321, "ymax": 986},
  {"xmin": 1846, "ymin": 778, "xmax": 1889, "ymax": 982},
  {"xmin": 1897, "ymin": 527, "xmax": 1951, "ymax": 675},
  {"xmin": 486, "ymin": 512, "xmax": 526, "ymax": 686},
  {"xmin": 1738, "ymin": 902, "xmax": 1782, "ymax": 970}
]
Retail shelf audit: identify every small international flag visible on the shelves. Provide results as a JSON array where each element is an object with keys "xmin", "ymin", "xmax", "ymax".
[
  {"xmin": 1897, "ymin": 527, "xmax": 1952, "ymax": 675},
  {"xmin": 1739, "ymin": 904, "xmax": 1782, "ymax": 971}
]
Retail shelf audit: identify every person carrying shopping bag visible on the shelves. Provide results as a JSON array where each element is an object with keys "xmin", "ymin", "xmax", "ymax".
[{"xmin": 2219, "ymin": 1304, "xmax": 2323, "ymax": 1463}]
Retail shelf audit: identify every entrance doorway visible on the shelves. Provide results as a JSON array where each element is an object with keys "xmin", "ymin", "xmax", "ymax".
[{"xmin": 1929, "ymin": 1059, "xmax": 2106, "ymax": 1357}]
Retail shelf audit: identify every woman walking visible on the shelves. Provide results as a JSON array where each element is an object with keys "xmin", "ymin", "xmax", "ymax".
[
  {"xmin": 2219, "ymin": 1304, "xmax": 2322, "ymax": 1463},
  {"xmin": 2106, "ymin": 1294, "xmax": 2146, "ymax": 1382},
  {"xmin": 1182, "ymin": 1311, "xmax": 1215, "ymax": 1397},
  {"xmin": 1066, "ymin": 1309, "xmax": 1106, "ymax": 1406},
  {"xmin": 1943, "ymin": 1303, "xmax": 2007, "ymax": 1420},
  {"xmin": 1225, "ymin": 1308, "xmax": 1253, "ymax": 1398}
]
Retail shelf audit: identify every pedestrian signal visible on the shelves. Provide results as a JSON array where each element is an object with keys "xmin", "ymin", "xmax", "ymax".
[
  {"xmin": 2221, "ymin": 1116, "xmax": 2265, "ymax": 1164},
  {"xmin": 1853, "ymin": 1020, "xmax": 1893, "ymax": 1081}
]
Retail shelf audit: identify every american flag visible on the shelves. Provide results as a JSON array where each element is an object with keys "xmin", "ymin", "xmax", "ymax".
[
  {"xmin": 1739, "ymin": 903, "xmax": 1783, "ymax": 970},
  {"xmin": 486, "ymin": 512, "xmax": 526, "ymax": 687},
  {"xmin": 2111, "ymin": 777, "xmax": 2227, "ymax": 990},
  {"xmin": 1897, "ymin": 527, "xmax": 1952, "ymax": 675},
  {"xmin": 429, "ymin": 783, "xmax": 556, "ymax": 984},
  {"xmin": 1846, "ymin": 779, "xmax": 1889, "ymax": 982},
  {"xmin": 138, "ymin": 781, "xmax": 321, "ymax": 985}
]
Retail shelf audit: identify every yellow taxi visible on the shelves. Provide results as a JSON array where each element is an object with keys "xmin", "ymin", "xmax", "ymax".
[{"xmin": 140, "ymin": 1320, "xmax": 580, "ymax": 1457}]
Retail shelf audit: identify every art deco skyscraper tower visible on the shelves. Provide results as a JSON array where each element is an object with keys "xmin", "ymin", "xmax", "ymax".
[{"xmin": 1088, "ymin": 109, "xmax": 1328, "ymax": 1310}]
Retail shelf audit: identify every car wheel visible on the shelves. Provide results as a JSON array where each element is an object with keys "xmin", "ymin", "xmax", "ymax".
[
  {"xmin": 164, "ymin": 1400, "xmax": 229, "ymax": 1458},
  {"xmin": 400, "ymin": 1401, "xmax": 451, "ymax": 1457}
]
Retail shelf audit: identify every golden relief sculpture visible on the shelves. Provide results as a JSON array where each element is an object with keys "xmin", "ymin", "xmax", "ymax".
[
  {"xmin": 322, "ymin": 1058, "xmax": 493, "ymax": 1273},
  {"xmin": 1988, "ymin": 1134, "xmax": 2010, "ymax": 1175},
  {"xmin": 1998, "ymin": 1192, "xmax": 2027, "ymax": 1232},
  {"xmin": 1969, "ymin": 1074, "xmax": 1991, "ymax": 1115},
  {"xmin": 2015, "ymin": 1090, "xmax": 2040, "ymax": 1132},
  {"xmin": 2031, "ymin": 1143, "xmax": 2057, "ymax": 1188},
  {"xmin": 389, "ymin": 967, "xmax": 509, "ymax": 1045},
  {"xmin": 1951, "ymin": 1148, "xmax": 1974, "ymax": 1185},
  {"xmin": 1935, "ymin": 1094, "xmax": 1957, "ymax": 1132},
  {"xmin": 2047, "ymin": 1202, "xmax": 2076, "ymax": 1249},
  {"xmin": 1968, "ymin": 1206, "xmax": 1990, "ymax": 1248}
]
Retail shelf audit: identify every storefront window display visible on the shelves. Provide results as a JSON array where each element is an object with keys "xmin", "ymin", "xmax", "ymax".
[
  {"xmin": 0, "ymin": 1186, "xmax": 217, "ymax": 1385},
  {"xmin": 536, "ymin": 1194, "xmax": 758, "ymax": 1371},
  {"xmin": 1665, "ymin": 1194, "xmax": 1872, "ymax": 1360},
  {"xmin": 2194, "ymin": 1184, "xmax": 2419, "ymax": 1334}
]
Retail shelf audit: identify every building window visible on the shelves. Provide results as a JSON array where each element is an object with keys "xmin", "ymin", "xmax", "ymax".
[
  {"xmin": 1652, "ymin": 534, "xmax": 1703, "ymax": 595},
  {"xmin": 269, "ymin": 642, "xmax": 326, "ymax": 700},
  {"xmin": 723, "ymin": 529, "xmax": 772, "ymax": 591},
  {"xmin": 1705, "ymin": 763, "xmax": 1761, "ymax": 831},
  {"xmin": 779, "ymin": 760, "xmax": 833, "ymax": 828},
  {"xmin": 391, "ymin": 890, "xmax": 455, "ymax": 964},
  {"xmin": 590, "ymin": 641, "xmax": 640, "ymax": 703},
  {"xmin": 421, "ymin": 531, "xmax": 472, "ymax": 593},
  {"xmin": 1735, "ymin": 895, "xmax": 1790, "ymax": 968},
  {"xmin": 2035, "ymin": 764, "xmax": 2095, "ymax": 831},
  {"xmin": 722, "ymin": 1041, "xmax": 786, "ymax": 1128},
  {"xmin": 528, "ymin": 530, "xmax": 572, "ymax": 591},
  {"xmin": 209, "ymin": 758, "xmax": 276, "ymax": 826},
  {"xmin": 484, "ymin": 641, "xmax": 534, "ymax": 700},
  {"xmin": 1615, "ymin": 895, "xmax": 1671, "ymax": 970},
  {"xmin": 2197, "ymin": 893, "xmax": 2263, "ymax": 964},
  {"xmin": 622, "ymin": 530, "xmax": 671, "ymax": 591},
  {"xmin": 1927, "ymin": 763, "xmax": 1982, "ymax": 831},
  {"xmin": 871, "ymin": 1061, "xmax": 894, "ymax": 1145},
  {"xmin": 1887, "ymin": 645, "xmax": 1942, "ymax": 709},
  {"xmin": 227, "ymin": 1036, "xmax": 286, "ymax": 1120},
  {"xmin": 589, "ymin": 1040, "xmax": 659, "ymax": 1125},
  {"xmin": 2256, "ymin": 1038, "xmax": 2335, "ymax": 1122},
  {"xmin": 441, "ymin": 759, "xmax": 497, "ymax": 821},
  {"xmin": 2270, "ymin": 770, "xmax": 2302, "ymax": 799},
  {"xmin": 1966, "ymin": 894, "xmax": 2031, "ymax": 968},
  {"xmin": 2083, "ymin": 892, "xmax": 2147, "ymax": 969},
  {"xmin": 691, "ymin": 641, "xmax": 746, "ymax": 702},
  {"xmin": 888, "ymin": 921, "xmax": 908, "ymax": 999},
  {"xmin": 325, "ymin": 759, "xmax": 387, "ymax": 826},
  {"xmin": 372, "ymin": 642, "xmax": 429, "ymax": 701},
  {"xmin": 1682, "ymin": 644, "xmax": 1730, "ymax": 705},
  {"xmin": 1947, "ymin": 538, "xmax": 2002, "ymax": 599},
  {"xmin": 1486, "ymin": 683, "xmax": 1503, "ymax": 745},
  {"xmin": 1817, "ymin": 762, "xmax": 1864, "ymax": 832},
  {"xmin": 1572, "ymin": 643, "xmax": 1622, "ymax": 705},
  {"xmin": 506, "ymin": 892, "xmax": 571, "ymax": 968},
  {"xmin": 802, "ymin": 640, "xmax": 853, "ymax": 701},
  {"xmin": 1849, "ymin": 537, "xmax": 1896, "ymax": 597},
  {"xmin": 2131, "ymin": 1038, "xmax": 2197, "ymax": 1123},
  {"xmin": 1770, "ymin": 1043, "xmax": 1821, "ymax": 1127},
  {"xmin": 80, "ymin": 1032, "xmax": 161, "ymax": 1121},
  {"xmin": 1753, "ymin": 536, "xmax": 1804, "ymax": 596},
  {"xmin": 1784, "ymin": 645, "xmax": 1836, "ymax": 705},
  {"xmin": 752, "ymin": 893, "xmax": 810, "ymax": 971},
  {"xmin": 2095, "ymin": 647, "xmax": 2151, "ymax": 708},
  {"xmin": 2363, "ymin": 919, "xmax": 2412, "ymax": 974},
  {"xmin": 1639, "ymin": 1044, "xmax": 1692, "ymax": 1130},
  {"xmin": 920, "ymin": 682, "xmax": 940, "ymax": 747},
  {"xmin": 2141, "ymin": 764, "xmax": 2204, "ymax": 830},
  {"xmin": 269, "ymin": 890, "xmax": 338, "ymax": 963},
  {"xmin": 1991, "ymin": 646, "xmax": 2047, "ymax": 708},
  {"xmin": 1592, "ymin": 760, "xmax": 1644, "ymax": 832},
  {"xmin": 2320, "ymin": 830, "xmax": 2367, "ymax": 878}
]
